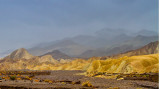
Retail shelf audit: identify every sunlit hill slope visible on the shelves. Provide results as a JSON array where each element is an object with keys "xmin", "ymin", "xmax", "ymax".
[{"xmin": 87, "ymin": 54, "xmax": 159, "ymax": 74}]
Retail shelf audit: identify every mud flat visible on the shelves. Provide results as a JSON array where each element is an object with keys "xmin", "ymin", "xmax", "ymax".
[{"xmin": 0, "ymin": 70, "xmax": 158, "ymax": 89}]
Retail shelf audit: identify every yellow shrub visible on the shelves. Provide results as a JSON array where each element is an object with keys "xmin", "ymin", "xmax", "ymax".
[
  {"xmin": 82, "ymin": 81, "xmax": 93, "ymax": 87},
  {"xmin": 44, "ymin": 79, "xmax": 50, "ymax": 82},
  {"xmin": 107, "ymin": 87, "xmax": 120, "ymax": 89},
  {"xmin": 16, "ymin": 78, "xmax": 21, "ymax": 80},
  {"xmin": 34, "ymin": 79, "xmax": 39, "ymax": 82}
]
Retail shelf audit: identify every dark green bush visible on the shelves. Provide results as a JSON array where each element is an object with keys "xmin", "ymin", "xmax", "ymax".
[{"xmin": 10, "ymin": 75, "xmax": 16, "ymax": 80}]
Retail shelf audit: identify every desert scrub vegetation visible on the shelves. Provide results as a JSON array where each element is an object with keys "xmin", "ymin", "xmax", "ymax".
[
  {"xmin": 107, "ymin": 87, "xmax": 120, "ymax": 89},
  {"xmin": 16, "ymin": 78, "xmax": 21, "ymax": 80},
  {"xmin": 82, "ymin": 81, "xmax": 93, "ymax": 87},
  {"xmin": 34, "ymin": 79, "xmax": 40, "ymax": 82},
  {"xmin": 44, "ymin": 79, "xmax": 53, "ymax": 83},
  {"xmin": 9, "ymin": 75, "xmax": 16, "ymax": 80}
]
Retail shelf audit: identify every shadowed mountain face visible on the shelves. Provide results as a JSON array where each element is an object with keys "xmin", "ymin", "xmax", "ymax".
[
  {"xmin": 111, "ymin": 41, "xmax": 159, "ymax": 58},
  {"xmin": 99, "ymin": 41, "xmax": 159, "ymax": 59},
  {"xmin": 106, "ymin": 35, "xmax": 159, "ymax": 54},
  {"xmin": 40, "ymin": 50, "xmax": 71, "ymax": 60}
]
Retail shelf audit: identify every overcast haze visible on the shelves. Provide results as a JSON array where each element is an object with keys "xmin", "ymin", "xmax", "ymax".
[{"xmin": 0, "ymin": 0, "xmax": 158, "ymax": 54}]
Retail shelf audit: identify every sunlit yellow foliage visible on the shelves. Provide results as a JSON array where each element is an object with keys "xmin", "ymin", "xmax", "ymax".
[
  {"xmin": 48, "ymin": 80, "xmax": 53, "ymax": 83},
  {"xmin": 34, "ymin": 79, "xmax": 39, "ymax": 82},
  {"xmin": 107, "ymin": 87, "xmax": 120, "ymax": 89},
  {"xmin": 16, "ymin": 78, "xmax": 21, "ymax": 80},
  {"xmin": 44, "ymin": 79, "xmax": 50, "ymax": 82},
  {"xmin": 17, "ymin": 74, "xmax": 21, "ymax": 76},
  {"xmin": 61, "ymin": 82, "xmax": 66, "ymax": 84},
  {"xmin": 82, "ymin": 81, "xmax": 93, "ymax": 87}
]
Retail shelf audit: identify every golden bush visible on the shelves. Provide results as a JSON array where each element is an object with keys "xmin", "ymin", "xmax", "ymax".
[{"xmin": 82, "ymin": 81, "xmax": 93, "ymax": 87}]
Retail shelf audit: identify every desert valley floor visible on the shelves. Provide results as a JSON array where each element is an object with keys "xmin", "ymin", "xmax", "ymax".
[{"xmin": 0, "ymin": 70, "xmax": 158, "ymax": 89}]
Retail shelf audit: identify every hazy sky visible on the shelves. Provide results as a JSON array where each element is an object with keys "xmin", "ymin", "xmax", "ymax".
[{"xmin": 0, "ymin": 0, "xmax": 158, "ymax": 52}]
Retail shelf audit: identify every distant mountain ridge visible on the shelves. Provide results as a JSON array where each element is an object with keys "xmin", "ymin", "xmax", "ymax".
[
  {"xmin": 28, "ymin": 39, "xmax": 94, "ymax": 57},
  {"xmin": 25, "ymin": 29, "xmax": 158, "ymax": 58},
  {"xmin": 134, "ymin": 29, "xmax": 158, "ymax": 36},
  {"xmin": 79, "ymin": 35, "xmax": 158, "ymax": 58},
  {"xmin": 0, "ymin": 29, "xmax": 158, "ymax": 58},
  {"xmin": 106, "ymin": 41, "xmax": 159, "ymax": 59},
  {"xmin": 40, "ymin": 50, "xmax": 71, "ymax": 60}
]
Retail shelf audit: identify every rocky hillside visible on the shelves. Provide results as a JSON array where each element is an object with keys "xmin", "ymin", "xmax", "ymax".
[
  {"xmin": 110, "ymin": 41, "xmax": 159, "ymax": 58},
  {"xmin": 3, "ymin": 48, "xmax": 34, "ymax": 60},
  {"xmin": 0, "ymin": 48, "xmax": 59, "ymax": 70},
  {"xmin": 87, "ymin": 54, "xmax": 159, "ymax": 74}
]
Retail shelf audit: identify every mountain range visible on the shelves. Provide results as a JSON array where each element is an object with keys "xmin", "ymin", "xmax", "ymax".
[
  {"xmin": 0, "ymin": 29, "xmax": 158, "ymax": 59},
  {"xmin": 27, "ymin": 29, "xmax": 158, "ymax": 58},
  {"xmin": 0, "ymin": 40, "xmax": 158, "ymax": 71},
  {"xmin": 40, "ymin": 50, "xmax": 71, "ymax": 60},
  {"xmin": 101, "ymin": 41, "xmax": 159, "ymax": 59}
]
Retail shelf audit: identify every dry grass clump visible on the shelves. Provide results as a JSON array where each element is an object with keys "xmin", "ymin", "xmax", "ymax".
[
  {"xmin": 107, "ymin": 87, "xmax": 120, "ymax": 89},
  {"xmin": 44, "ymin": 79, "xmax": 52, "ymax": 83},
  {"xmin": 82, "ymin": 81, "xmax": 93, "ymax": 87}
]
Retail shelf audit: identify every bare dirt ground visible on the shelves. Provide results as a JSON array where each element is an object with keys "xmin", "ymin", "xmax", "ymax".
[{"xmin": 0, "ymin": 70, "xmax": 158, "ymax": 89}]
